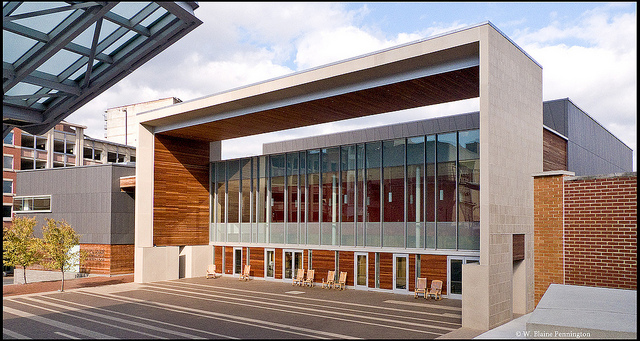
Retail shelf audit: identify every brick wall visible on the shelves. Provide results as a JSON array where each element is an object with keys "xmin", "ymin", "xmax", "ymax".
[
  {"xmin": 534, "ymin": 172, "xmax": 637, "ymax": 306},
  {"xmin": 564, "ymin": 174, "xmax": 636, "ymax": 290}
]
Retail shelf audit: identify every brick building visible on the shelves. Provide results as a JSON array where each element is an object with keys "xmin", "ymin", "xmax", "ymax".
[{"xmin": 534, "ymin": 171, "xmax": 637, "ymax": 305}]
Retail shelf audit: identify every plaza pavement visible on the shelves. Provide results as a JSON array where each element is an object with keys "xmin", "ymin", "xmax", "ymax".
[{"xmin": 3, "ymin": 275, "xmax": 485, "ymax": 339}]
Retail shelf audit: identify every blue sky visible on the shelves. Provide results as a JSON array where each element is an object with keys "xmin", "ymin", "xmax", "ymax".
[{"xmin": 66, "ymin": 2, "xmax": 637, "ymax": 168}]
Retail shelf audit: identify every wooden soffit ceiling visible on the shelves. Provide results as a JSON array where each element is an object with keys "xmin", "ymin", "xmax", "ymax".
[{"xmin": 159, "ymin": 65, "xmax": 479, "ymax": 142}]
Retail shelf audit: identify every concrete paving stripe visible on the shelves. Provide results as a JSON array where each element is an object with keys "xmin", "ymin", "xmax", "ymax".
[
  {"xmin": 155, "ymin": 282, "xmax": 461, "ymax": 329},
  {"xmin": 3, "ymin": 327, "xmax": 30, "ymax": 339},
  {"xmin": 79, "ymin": 290, "xmax": 354, "ymax": 340},
  {"xmin": 22, "ymin": 296, "xmax": 221, "ymax": 340},
  {"xmin": 141, "ymin": 285, "xmax": 455, "ymax": 334},
  {"xmin": 7, "ymin": 298, "xmax": 168, "ymax": 339},
  {"xmin": 172, "ymin": 280, "xmax": 461, "ymax": 319},
  {"xmin": 383, "ymin": 300, "xmax": 463, "ymax": 311},
  {"xmin": 3, "ymin": 306, "xmax": 115, "ymax": 339},
  {"xmin": 36, "ymin": 295, "xmax": 238, "ymax": 340},
  {"xmin": 158, "ymin": 281, "xmax": 460, "ymax": 325},
  {"xmin": 54, "ymin": 331, "xmax": 81, "ymax": 339}
]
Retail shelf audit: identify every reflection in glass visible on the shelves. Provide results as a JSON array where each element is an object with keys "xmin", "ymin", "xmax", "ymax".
[
  {"xmin": 270, "ymin": 154, "xmax": 285, "ymax": 243},
  {"xmin": 383, "ymin": 139, "xmax": 404, "ymax": 248},
  {"xmin": 321, "ymin": 147, "xmax": 340, "ymax": 245},
  {"xmin": 341, "ymin": 145, "xmax": 356, "ymax": 246},
  {"xmin": 407, "ymin": 137, "xmax": 425, "ymax": 248},
  {"xmin": 437, "ymin": 133, "xmax": 457, "ymax": 249},
  {"xmin": 365, "ymin": 142, "xmax": 381, "ymax": 247},
  {"xmin": 458, "ymin": 130, "xmax": 480, "ymax": 250}
]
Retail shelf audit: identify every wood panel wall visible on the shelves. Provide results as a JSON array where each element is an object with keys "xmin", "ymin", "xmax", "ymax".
[
  {"xmin": 224, "ymin": 246, "xmax": 233, "ymax": 275},
  {"xmin": 408, "ymin": 255, "xmax": 416, "ymax": 292},
  {"xmin": 338, "ymin": 251, "xmax": 354, "ymax": 286},
  {"xmin": 312, "ymin": 250, "xmax": 335, "ymax": 283},
  {"xmin": 153, "ymin": 134, "xmax": 210, "ymax": 246},
  {"xmin": 80, "ymin": 244, "xmax": 134, "ymax": 275},
  {"xmin": 214, "ymin": 246, "xmax": 223, "ymax": 271},
  {"xmin": 249, "ymin": 247, "xmax": 264, "ymax": 278},
  {"xmin": 543, "ymin": 128, "xmax": 567, "ymax": 172},
  {"xmin": 420, "ymin": 254, "xmax": 448, "ymax": 295},
  {"xmin": 368, "ymin": 252, "xmax": 376, "ymax": 288},
  {"xmin": 378, "ymin": 252, "xmax": 393, "ymax": 290},
  {"xmin": 274, "ymin": 248, "xmax": 282, "ymax": 279}
]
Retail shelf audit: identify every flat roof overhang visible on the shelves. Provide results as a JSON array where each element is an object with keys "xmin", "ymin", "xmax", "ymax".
[{"xmin": 139, "ymin": 24, "xmax": 492, "ymax": 143}]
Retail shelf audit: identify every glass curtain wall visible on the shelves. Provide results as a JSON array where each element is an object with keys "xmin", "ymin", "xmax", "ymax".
[
  {"xmin": 270, "ymin": 154, "xmax": 285, "ymax": 244},
  {"xmin": 365, "ymin": 142, "xmax": 381, "ymax": 247},
  {"xmin": 407, "ymin": 137, "xmax": 425, "ymax": 248},
  {"xmin": 341, "ymin": 145, "xmax": 357, "ymax": 246},
  {"xmin": 321, "ymin": 147, "xmax": 340, "ymax": 246},
  {"xmin": 209, "ymin": 129, "xmax": 479, "ymax": 251},
  {"xmin": 382, "ymin": 139, "xmax": 405, "ymax": 248}
]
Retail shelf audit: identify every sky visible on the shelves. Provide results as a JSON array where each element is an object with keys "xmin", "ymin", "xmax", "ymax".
[{"xmin": 66, "ymin": 2, "xmax": 637, "ymax": 169}]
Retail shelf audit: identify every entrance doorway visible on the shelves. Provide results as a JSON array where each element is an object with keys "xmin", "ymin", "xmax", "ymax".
[
  {"xmin": 233, "ymin": 247, "xmax": 243, "ymax": 276},
  {"xmin": 354, "ymin": 252, "xmax": 368, "ymax": 289},
  {"xmin": 393, "ymin": 254, "xmax": 409, "ymax": 293},
  {"xmin": 265, "ymin": 249, "xmax": 275, "ymax": 279},
  {"xmin": 283, "ymin": 250, "xmax": 303, "ymax": 280},
  {"xmin": 447, "ymin": 256, "xmax": 479, "ymax": 298}
]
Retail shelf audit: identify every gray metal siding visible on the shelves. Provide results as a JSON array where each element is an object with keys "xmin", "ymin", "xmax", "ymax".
[{"xmin": 15, "ymin": 164, "xmax": 135, "ymax": 244}]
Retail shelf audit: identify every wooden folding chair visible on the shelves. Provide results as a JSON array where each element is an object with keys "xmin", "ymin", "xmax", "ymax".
[
  {"xmin": 322, "ymin": 270, "xmax": 336, "ymax": 289},
  {"xmin": 335, "ymin": 271, "xmax": 347, "ymax": 290},
  {"xmin": 206, "ymin": 264, "xmax": 219, "ymax": 279},
  {"xmin": 293, "ymin": 268, "xmax": 305, "ymax": 286},
  {"xmin": 239, "ymin": 264, "xmax": 251, "ymax": 281},
  {"xmin": 414, "ymin": 277, "xmax": 427, "ymax": 298},
  {"xmin": 303, "ymin": 269, "xmax": 315, "ymax": 287}
]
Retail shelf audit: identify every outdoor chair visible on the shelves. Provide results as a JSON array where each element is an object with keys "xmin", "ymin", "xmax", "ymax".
[
  {"xmin": 335, "ymin": 271, "xmax": 347, "ymax": 290},
  {"xmin": 414, "ymin": 277, "xmax": 427, "ymax": 298},
  {"xmin": 239, "ymin": 264, "xmax": 251, "ymax": 281},
  {"xmin": 303, "ymin": 269, "xmax": 315, "ymax": 287},
  {"xmin": 206, "ymin": 264, "xmax": 219, "ymax": 279},
  {"xmin": 322, "ymin": 270, "xmax": 336, "ymax": 289},
  {"xmin": 293, "ymin": 268, "xmax": 305, "ymax": 286},
  {"xmin": 427, "ymin": 279, "xmax": 443, "ymax": 300}
]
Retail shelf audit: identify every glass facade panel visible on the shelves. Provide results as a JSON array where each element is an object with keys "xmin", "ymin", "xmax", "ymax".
[
  {"xmin": 436, "ymin": 133, "xmax": 457, "ymax": 249},
  {"xmin": 208, "ymin": 129, "xmax": 479, "ymax": 251},
  {"xmin": 383, "ymin": 139, "xmax": 405, "ymax": 248},
  {"xmin": 286, "ymin": 153, "xmax": 299, "ymax": 244},
  {"xmin": 365, "ymin": 142, "xmax": 381, "ymax": 247},
  {"xmin": 407, "ymin": 137, "xmax": 425, "ymax": 248},
  {"xmin": 321, "ymin": 147, "xmax": 340, "ymax": 245},
  {"xmin": 458, "ymin": 130, "xmax": 480, "ymax": 250}
]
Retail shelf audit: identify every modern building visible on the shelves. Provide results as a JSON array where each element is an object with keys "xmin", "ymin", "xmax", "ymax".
[
  {"xmin": 104, "ymin": 97, "xmax": 183, "ymax": 147},
  {"xmin": 3, "ymin": 122, "xmax": 136, "ymax": 228},
  {"xmin": 128, "ymin": 22, "xmax": 633, "ymax": 331},
  {"xmin": 13, "ymin": 162, "xmax": 135, "ymax": 282}
]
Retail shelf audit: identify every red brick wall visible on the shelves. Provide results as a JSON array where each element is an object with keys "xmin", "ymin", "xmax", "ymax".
[
  {"xmin": 534, "ymin": 173, "xmax": 637, "ymax": 306},
  {"xmin": 564, "ymin": 175, "xmax": 637, "ymax": 290},
  {"xmin": 533, "ymin": 174, "xmax": 566, "ymax": 305}
]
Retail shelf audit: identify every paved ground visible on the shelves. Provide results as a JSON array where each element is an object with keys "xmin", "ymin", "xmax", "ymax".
[{"xmin": 3, "ymin": 275, "xmax": 479, "ymax": 339}]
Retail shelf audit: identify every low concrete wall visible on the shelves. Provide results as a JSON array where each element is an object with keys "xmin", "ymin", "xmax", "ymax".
[{"xmin": 134, "ymin": 246, "xmax": 179, "ymax": 283}]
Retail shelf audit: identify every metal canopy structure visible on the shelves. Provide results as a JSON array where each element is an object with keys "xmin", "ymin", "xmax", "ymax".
[{"xmin": 3, "ymin": 1, "xmax": 202, "ymax": 137}]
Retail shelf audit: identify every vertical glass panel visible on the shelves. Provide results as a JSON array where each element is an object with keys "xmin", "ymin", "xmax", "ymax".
[
  {"xmin": 266, "ymin": 250, "xmax": 275, "ymax": 278},
  {"xmin": 241, "ymin": 159, "xmax": 252, "ymax": 242},
  {"xmin": 284, "ymin": 251, "xmax": 293, "ymax": 279},
  {"xmin": 395, "ymin": 256, "xmax": 407, "ymax": 290},
  {"xmin": 270, "ymin": 154, "xmax": 285, "ymax": 244},
  {"xmin": 321, "ymin": 147, "xmax": 339, "ymax": 246},
  {"xmin": 458, "ymin": 130, "xmax": 480, "ymax": 250},
  {"xmin": 294, "ymin": 251, "xmax": 303, "ymax": 278},
  {"xmin": 365, "ymin": 142, "xmax": 381, "ymax": 247},
  {"xmin": 234, "ymin": 249, "xmax": 242, "ymax": 275},
  {"xmin": 307, "ymin": 150, "xmax": 320, "ymax": 245},
  {"xmin": 450, "ymin": 259, "xmax": 463, "ymax": 294},
  {"xmin": 227, "ymin": 160, "xmax": 240, "ymax": 243},
  {"xmin": 299, "ymin": 152, "xmax": 307, "ymax": 243},
  {"xmin": 383, "ymin": 139, "xmax": 405, "ymax": 248},
  {"xmin": 356, "ymin": 254, "xmax": 367, "ymax": 286},
  {"xmin": 210, "ymin": 164, "xmax": 216, "ymax": 242},
  {"xmin": 425, "ymin": 135, "xmax": 436, "ymax": 248},
  {"xmin": 256, "ymin": 156, "xmax": 268, "ymax": 243},
  {"xmin": 407, "ymin": 136, "xmax": 425, "ymax": 248},
  {"xmin": 356, "ymin": 144, "xmax": 365, "ymax": 246},
  {"xmin": 286, "ymin": 153, "xmax": 299, "ymax": 244},
  {"xmin": 437, "ymin": 133, "xmax": 457, "ymax": 249},
  {"xmin": 216, "ymin": 177, "xmax": 226, "ymax": 242}
]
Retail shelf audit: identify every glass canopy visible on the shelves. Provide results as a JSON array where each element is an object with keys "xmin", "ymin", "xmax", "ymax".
[{"xmin": 3, "ymin": 2, "xmax": 202, "ymax": 137}]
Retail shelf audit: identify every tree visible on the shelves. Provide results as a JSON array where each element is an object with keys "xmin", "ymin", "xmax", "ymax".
[
  {"xmin": 3, "ymin": 216, "xmax": 43, "ymax": 284},
  {"xmin": 38, "ymin": 218, "xmax": 87, "ymax": 292}
]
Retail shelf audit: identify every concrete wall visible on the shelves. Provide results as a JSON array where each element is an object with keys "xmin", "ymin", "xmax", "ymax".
[{"xmin": 469, "ymin": 23, "xmax": 542, "ymax": 329}]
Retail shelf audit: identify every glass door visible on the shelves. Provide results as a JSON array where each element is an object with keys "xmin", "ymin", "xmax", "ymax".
[
  {"xmin": 233, "ymin": 247, "xmax": 243, "ymax": 276},
  {"xmin": 283, "ymin": 250, "xmax": 303, "ymax": 280},
  {"xmin": 393, "ymin": 254, "xmax": 409, "ymax": 292},
  {"xmin": 355, "ymin": 252, "xmax": 368, "ymax": 289},
  {"xmin": 447, "ymin": 256, "xmax": 479, "ymax": 298},
  {"xmin": 265, "ymin": 249, "xmax": 275, "ymax": 279}
]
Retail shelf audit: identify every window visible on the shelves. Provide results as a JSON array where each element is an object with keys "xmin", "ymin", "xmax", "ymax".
[
  {"xmin": 3, "ymin": 204, "xmax": 11, "ymax": 221},
  {"xmin": 4, "ymin": 155, "xmax": 14, "ymax": 170},
  {"xmin": 3, "ymin": 180, "xmax": 13, "ymax": 195},
  {"xmin": 13, "ymin": 196, "xmax": 51, "ymax": 212},
  {"xmin": 3, "ymin": 131, "xmax": 13, "ymax": 145}
]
